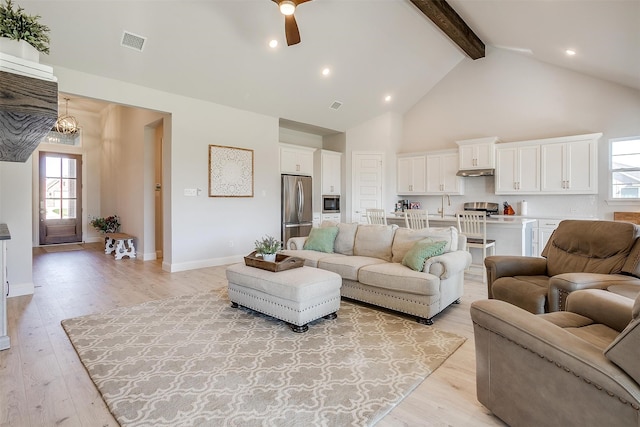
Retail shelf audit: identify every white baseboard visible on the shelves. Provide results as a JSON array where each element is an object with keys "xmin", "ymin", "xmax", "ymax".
[
  {"xmin": 8, "ymin": 281, "xmax": 34, "ymax": 297},
  {"xmin": 84, "ymin": 237, "xmax": 104, "ymax": 243},
  {"xmin": 138, "ymin": 252, "xmax": 157, "ymax": 261},
  {"xmin": 163, "ymin": 255, "xmax": 243, "ymax": 273}
]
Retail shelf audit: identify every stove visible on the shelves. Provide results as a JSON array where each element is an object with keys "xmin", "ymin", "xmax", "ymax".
[{"xmin": 463, "ymin": 202, "xmax": 499, "ymax": 216}]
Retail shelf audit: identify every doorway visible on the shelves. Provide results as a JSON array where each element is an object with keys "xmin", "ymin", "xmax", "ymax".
[
  {"xmin": 351, "ymin": 152, "xmax": 384, "ymax": 224},
  {"xmin": 39, "ymin": 152, "xmax": 83, "ymax": 245}
]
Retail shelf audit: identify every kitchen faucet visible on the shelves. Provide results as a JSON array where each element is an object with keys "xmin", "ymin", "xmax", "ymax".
[{"xmin": 441, "ymin": 193, "xmax": 450, "ymax": 218}]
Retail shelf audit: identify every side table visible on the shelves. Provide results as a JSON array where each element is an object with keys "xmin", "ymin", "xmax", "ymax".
[{"xmin": 105, "ymin": 233, "xmax": 136, "ymax": 260}]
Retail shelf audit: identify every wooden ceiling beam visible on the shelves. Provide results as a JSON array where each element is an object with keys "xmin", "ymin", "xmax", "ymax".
[{"xmin": 409, "ymin": 0, "xmax": 485, "ymax": 60}]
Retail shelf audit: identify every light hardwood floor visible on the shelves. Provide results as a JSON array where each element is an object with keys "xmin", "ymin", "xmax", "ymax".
[{"xmin": 1, "ymin": 243, "xmax": 506, "ymax": 426}]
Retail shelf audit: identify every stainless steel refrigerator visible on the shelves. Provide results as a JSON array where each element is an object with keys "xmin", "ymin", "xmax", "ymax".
[{"xmin": 281, "ymin": 174, "xmax": 313, "ymax": 243}]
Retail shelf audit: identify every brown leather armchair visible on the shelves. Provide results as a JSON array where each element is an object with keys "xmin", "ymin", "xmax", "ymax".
[
  {"xmin": 471, "ymin": 289, "xmax": 640, "ymax": 427},
  {"xmin": 484, "ymin": 220, "xmax": 640, "ymax": 314}
]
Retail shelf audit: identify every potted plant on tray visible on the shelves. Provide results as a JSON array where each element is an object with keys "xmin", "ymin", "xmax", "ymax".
[
  {"xmin": 254, "ymin": 235, "xmax": 281, "ymax": 262},
  {"xmin": 0, "ymin": 0, "xmax": 50, "ymax": 61}
]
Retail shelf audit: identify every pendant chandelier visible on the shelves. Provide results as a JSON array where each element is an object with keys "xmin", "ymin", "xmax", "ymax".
[{"xmin": 53, "ymin": 97, "xmax": 80, "ymax": 134}]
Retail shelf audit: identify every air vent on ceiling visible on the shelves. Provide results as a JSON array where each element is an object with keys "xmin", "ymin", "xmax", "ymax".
[
  {"xmin": 329, "ymin": 101, "xmax": 343, "ymax": 110},
  {"xmin": 121, "ymin": 31, "xmax": 147, "ymax": 52}
]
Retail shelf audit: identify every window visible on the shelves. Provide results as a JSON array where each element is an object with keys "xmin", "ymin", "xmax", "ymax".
[{"xmin": 611, "ymin": 138, "xmax": 640, "ymax": 199}]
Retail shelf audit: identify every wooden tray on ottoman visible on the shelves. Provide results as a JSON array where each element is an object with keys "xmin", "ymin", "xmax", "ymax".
[{"xmin": 244, "ymin": 251, "xmax": 304, "ymax": 272}]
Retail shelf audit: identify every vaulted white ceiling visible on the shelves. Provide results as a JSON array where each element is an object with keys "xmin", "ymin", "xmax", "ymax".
[{"xmin": 22, "ymin": 0, "xmax": 640, "ymax": 133}]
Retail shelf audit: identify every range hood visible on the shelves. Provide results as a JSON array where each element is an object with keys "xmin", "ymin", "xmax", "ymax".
[{"xmin": 456, "ymin": 168, "xmax": 495, "ymax": 177}]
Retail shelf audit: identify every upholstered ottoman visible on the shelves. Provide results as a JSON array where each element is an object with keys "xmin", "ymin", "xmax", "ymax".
[{"xmin": 225, "ymin": 263, "xmax": 342, "ymax": 333}]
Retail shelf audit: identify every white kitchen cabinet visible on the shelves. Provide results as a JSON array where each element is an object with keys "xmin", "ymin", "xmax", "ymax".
[
  {"xmin": 321, "ymin": 150, "xmax": 341, "ymax": 195},
  {"xmin": 495, "ymin": 144, "xmax": 540, "ymax": 194},
  {"xmin": 425, "ymin": 150, "xmax": 463, "ymax": 195},
  {"xmin": 534, "ymin": 218, "xmax": 561, "ymax": 257},
  {"xmin": 280, "ymin": 144, "xmax": 315, "ymax": 176},
  {"xmin": 397, "ymin": 155, "xmax": 426, "ymax": 194},
  {"xmin": 321, "ymin": 213, "xmax": 341, "ymax": 223},
  {"xmin": 456, "ymin": 137, "xmax": 499, "ymax": 170},
  {"xmin": 541, "ymin": 138, "xmax": 598, "ymax": 194}
]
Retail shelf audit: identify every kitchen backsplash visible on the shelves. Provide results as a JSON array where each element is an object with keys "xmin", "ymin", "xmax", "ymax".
[{"xmin": 399, "ymin": 176, "xmax": 599, "ymax": 219}]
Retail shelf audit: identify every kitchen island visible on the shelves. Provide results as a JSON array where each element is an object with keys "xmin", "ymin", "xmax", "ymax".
[{"xmin": 388, "ymin": 213, "xmax": 536, "ymax": 258}]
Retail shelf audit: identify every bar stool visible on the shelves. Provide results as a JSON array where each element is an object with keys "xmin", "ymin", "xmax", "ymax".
[
  {"xmin": 404, "ymin": 209, "xmax": 429, "ymax": 229},
  {"xmin": 456, "ymin": 211, "xmax": 495, "ymax": 282},
  {"xmin": 365, "ymin": 209, "xmax": 387, "ymax": 225}
]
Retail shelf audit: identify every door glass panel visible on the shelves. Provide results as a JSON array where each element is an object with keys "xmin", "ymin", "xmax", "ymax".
[
  {"xmin": 46, "ymin": 157, "xmax": 61, "ymax": 177},
  {"xmin": 62, "ymin": 199, "xmax": 76, "ymax": 219},
  {"xmin": 62, "ymin": 158, "xmax": 77, "ymax": 178},
  {"xmin": 46, "ymin": 199, "xmax": 61, "ymax": 219},
  {"xmin": 46, "ymin": 178, "xmax": 61, "ymax": 198},
  {"xmin": 62, "ymin": 179, "xmax": 76, "ymax": 198}
]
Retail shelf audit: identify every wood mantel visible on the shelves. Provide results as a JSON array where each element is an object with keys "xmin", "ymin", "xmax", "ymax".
[{"xmin": 0, "ymin": 70, "xmax": 58, "ymax": 162}]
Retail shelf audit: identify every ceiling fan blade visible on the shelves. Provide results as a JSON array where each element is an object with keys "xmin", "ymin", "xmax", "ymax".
[{"xmin": 285, "ymin": 14, "xmax": 301, "ymax": 46}]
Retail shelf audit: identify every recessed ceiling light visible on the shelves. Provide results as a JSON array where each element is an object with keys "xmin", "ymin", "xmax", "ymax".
[
  {"xmin": 322, "ymin": 68, "xmax": 331, "ymax": 76},
  {"xmin": 269, "ymin": 39, "xmax": 278, "ymax": 48},
  {"xmin": 384, "ymin": 95, "xmax": 392, "ymax": 102},
  {"xmin": 565, "ymin": 49, "xmax": 576, "ymax": 56}
]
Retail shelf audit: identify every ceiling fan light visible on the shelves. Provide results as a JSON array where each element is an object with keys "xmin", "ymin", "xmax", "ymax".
[{"xmin": 279, "ymin": 1, "xmax": 296, "ymax": 15}]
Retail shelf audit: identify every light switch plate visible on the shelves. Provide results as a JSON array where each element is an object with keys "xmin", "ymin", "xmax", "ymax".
[{"xmin": 184, "ymin": 188, "xmax": 197, "ymax": 196}]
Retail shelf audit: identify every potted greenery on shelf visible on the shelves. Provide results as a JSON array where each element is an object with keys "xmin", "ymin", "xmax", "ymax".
[
  {"xmin": 254, "ymin": 235, "xmax": 281, "ymax": 262},
  {"xmin": 0, "ymin": 0, "xmax": 50, "ymax": 61}
]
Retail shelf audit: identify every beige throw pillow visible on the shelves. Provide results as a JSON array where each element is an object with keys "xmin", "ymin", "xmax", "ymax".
[
  {"xmin": 353, "ymin": 224, "xmax": 398, "ymax": 262},
  {"xmin": 392, "ymin": 226, "xmax": 458, "ymax": 263}
]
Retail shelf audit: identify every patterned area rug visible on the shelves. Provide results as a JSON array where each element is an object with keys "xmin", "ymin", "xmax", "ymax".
[{"xmin": 62, "ymin": 291, "xmax": 465, "ymax": 427}]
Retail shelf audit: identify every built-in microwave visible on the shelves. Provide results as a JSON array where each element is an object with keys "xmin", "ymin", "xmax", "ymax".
[{"xmin": 322, "ymin": 195, "xmax": 340, "ymax": 213}]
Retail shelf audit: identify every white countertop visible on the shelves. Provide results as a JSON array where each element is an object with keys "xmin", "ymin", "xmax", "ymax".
[{"xmin": 388, "ymin": 212, "xmax": 536, "ymax": 225}]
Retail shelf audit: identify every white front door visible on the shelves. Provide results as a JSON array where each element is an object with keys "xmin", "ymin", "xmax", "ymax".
[{"xmin": 351, "ymin": 152, "xmax": 384, "ymax": 224}]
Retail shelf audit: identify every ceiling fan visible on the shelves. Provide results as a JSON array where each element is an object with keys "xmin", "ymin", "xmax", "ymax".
[{"xmin": 272, "ymin": 0, "xmax": 311, "ymax": 46}]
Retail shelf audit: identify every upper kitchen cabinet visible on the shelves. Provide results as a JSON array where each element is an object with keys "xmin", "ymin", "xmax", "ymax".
[
  {"xmin": 280, "ymin": 144, "xmax": 316, "ymax": 176},
  {"xmin": 495, "ymin": 144, "xmax": 540, "ymax": 194},
  {"xmin": 425, "ymin": 150, "xmax": 464, "ymax": 195},
  {"xmin": 540, "ymin": 134, "xmax": 601, "ymax": 194},
  {"xmin": 456, "ymin": 137, "xmax": 499, "ymax": 171},
  {"xmin": 397, "ymin": 155, "xmax": 426, "ymax": 195},
  {"xmin": 321, "ymin": 150, "xmax": 342, "ymax": 195}
]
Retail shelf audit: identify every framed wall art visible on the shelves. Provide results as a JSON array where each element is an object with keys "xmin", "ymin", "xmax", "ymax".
[{"xmin": 208, "ymin": 144, "xmax": 254, "ymax": 197}]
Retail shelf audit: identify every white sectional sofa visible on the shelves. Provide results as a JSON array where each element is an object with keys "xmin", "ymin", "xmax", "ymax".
[{"xmin": 281, "ymin": 222, "xmax": 472, "ymax": 325}]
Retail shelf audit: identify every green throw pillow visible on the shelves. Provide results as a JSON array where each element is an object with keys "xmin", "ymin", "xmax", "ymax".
[
  {"xmin": 303, "ymin": 227, "xmax": 339, "ymax": 253},
  {"xmin": 401, "ymin": 239, "xmax": 447, "ymax": 272}
]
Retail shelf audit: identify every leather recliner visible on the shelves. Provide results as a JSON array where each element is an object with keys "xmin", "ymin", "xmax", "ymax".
[
  {"xmin": 484, "ymin": 219, "xmax": 640, "ymax": 314},
  {"xmin": 471, "ymin": 289, "xmax": 640, "ymax": 427}
]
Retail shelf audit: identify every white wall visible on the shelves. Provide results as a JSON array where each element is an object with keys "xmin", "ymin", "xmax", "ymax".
[
  {"xmin": 1, "ymin": 159, "xmax": 34, "ymax": 296},
  {"xmin": 401, "ymin": 47, "xmax": 640, "ymax": 219}
]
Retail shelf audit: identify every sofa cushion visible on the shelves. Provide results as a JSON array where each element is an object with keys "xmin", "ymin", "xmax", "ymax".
[
  {"xmin": 303, "ymin": 226, "xmax": 338, "ymax": 253},
  {"xmin": 353, "ymin": 224, "xmax": 397, "ymax": 262},
  {"xmin": 278, "ymin": 249, "xmax": 342, "ymax": 268},
  {"xmin": 604, "ymin": 293, "xmax": 640, "ymax": 385},
  {"xmin": 542, "ymin": 220, "xmax": 639, "ymax": 277},
  {"xmin": 391, "ymin": 226, "xmax": 459, "ymax": 263},
  {"xmin": 358, "ymin": 263, "xmax": 440, "ymax": 296},
  {"xmin": 318, "ymin": 255, "xmax": 386, "ymax": 281},
  {"xmin": 322, "ymin": 221, "xmax": 358, "ymax": 255},
  {"xmin": 401, "ymin": 239, "xmax": 447, "ymax": 272}
]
